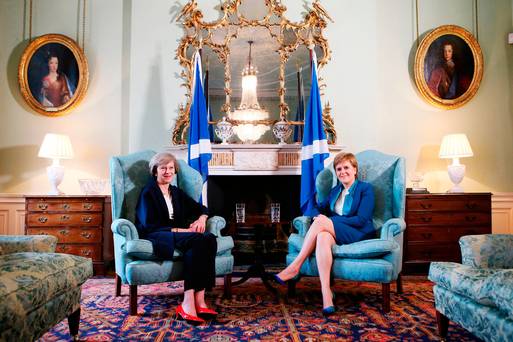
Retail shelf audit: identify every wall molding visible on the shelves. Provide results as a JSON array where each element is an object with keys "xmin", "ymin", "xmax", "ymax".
[
  {"xmin": 0, "ymin": 192, "xmax": 512, "ymax": 236},
  {"xmin": 491, "ymin": 192, "xmax": 513, "ymax": 234}
]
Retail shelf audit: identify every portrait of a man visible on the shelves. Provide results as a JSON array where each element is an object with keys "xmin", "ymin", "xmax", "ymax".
[
  {"xmin": 27, "ymin": 43, "xmax": 79, "ymax": 108},
  {"xmin": 424, "ymin": 35, "xmax": 474, "ymax": 100}
]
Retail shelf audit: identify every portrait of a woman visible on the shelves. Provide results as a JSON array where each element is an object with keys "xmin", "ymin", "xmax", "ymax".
[{"xmin": 39, "ymin": 54, "xmax": 75, "ymax": 107}]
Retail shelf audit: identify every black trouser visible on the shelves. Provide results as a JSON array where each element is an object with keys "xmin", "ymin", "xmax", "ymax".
[{"xmin": 174, "ymin": 232, "xmax": 217, "ymax": 292}]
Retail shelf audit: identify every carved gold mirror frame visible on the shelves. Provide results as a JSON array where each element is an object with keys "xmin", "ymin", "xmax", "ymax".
[{"xmin": 172, "ymin": 0, "xmax": 336, "ymax": 144}]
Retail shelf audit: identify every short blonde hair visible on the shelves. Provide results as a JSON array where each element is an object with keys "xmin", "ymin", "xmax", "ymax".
[
  {"xmin": 333, "ymin": 152, "xmax": 358, "ymax": 177},
  {"xmin": 149, "ymin": 152, "xmax": 179, "ymax": 176}
]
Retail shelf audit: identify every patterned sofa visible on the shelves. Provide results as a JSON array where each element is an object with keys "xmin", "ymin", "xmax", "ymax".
[
  {"xmin": 0, "ymin": 235, "xmax": 93, "ymax": 341},
  {"xmin": 429, "ymin": 234, "xmax": 513, "ymax": 342}
]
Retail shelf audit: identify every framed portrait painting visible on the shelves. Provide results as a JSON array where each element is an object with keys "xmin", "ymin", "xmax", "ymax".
[
  {"xmin": 414, "ymin": 25, "xmax": 483, "ymax": 109},
  {"xmin": 18, "ymin": 34, "xmax": 88, "ymax": 116}
]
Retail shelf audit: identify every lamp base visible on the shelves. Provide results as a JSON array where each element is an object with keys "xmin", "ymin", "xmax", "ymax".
[
  {"xmin": 446, "ymin": 163, "xmax": 465, "ymax": 193},
  {"xmin": 47, "ymin": 164, "xmax": 65, "ymax": 195}
]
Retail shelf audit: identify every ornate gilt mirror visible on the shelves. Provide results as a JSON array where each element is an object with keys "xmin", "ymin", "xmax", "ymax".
[{"xmin": 172, "ymin": 0, "xmax": 336, "ymax": 145}]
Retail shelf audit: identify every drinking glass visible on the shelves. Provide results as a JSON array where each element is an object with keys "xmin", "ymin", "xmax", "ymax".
[
  {"xmin": 270, "ymin": 203, "xmax": 280, "ymax": 223},
  {"xmin": 235, "ymin": 203, "xmax": 245, "ymax": 223}
]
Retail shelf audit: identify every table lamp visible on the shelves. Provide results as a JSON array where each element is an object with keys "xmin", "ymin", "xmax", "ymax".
[
  {"xmin": 38, "ymin": 133, "xmax": 74, "ymax": 195},
  {"xmin": 439, "ymin": 133, "xmax": 473, "ymax": 193}
]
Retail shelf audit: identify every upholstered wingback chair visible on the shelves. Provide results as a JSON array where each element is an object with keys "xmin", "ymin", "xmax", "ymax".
[
  {"xmin": 287, "ymin": 150, "xmax": 406, "ymax": 312},
  {"xmin": 110, "ymin": 150, "xmax": 234, "ymax": 315}
]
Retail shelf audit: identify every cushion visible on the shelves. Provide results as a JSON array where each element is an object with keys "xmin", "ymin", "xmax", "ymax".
[
  {"xmin": 126, "ymin": 236, "xmax": 235, "ymax": 260},
  {"xmin": 488, "ymin": 270, "xmax": 513, "ymax": 318},
  {"xmin": 428, "ymin": 262, "xmax": 496, "ymax": 306},
  {"xmin": 0, "ymin": 252, "xmax": 92, "ymax": 325},
  {"xmin": 332, "ymin": 238, "xmax": 398, "ymax": 258}
]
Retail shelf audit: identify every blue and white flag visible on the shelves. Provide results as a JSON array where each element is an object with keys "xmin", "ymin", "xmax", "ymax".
[
  {"xmin": 188, "ymin": 51, "xmax": 212, "ymax": 204},
  {"xmin": 300, "ymin": 49, "xmax": 329, "ymax": 215}
]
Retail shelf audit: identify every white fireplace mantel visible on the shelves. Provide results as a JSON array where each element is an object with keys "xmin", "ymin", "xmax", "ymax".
[{"xmin": 167, "ymin": 144, "xmax": 344, "ymax": 176}]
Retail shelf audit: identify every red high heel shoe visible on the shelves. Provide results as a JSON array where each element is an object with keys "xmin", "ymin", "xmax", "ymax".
[
  {"xmin": 196, "ymin": 306, "xmax": 218, "ymax": 316},
  {"xmin": 175, "ymin": 304, "xmax": 205, "ymax": 324}
]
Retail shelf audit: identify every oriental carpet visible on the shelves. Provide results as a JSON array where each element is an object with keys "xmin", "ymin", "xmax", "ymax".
[{"xmin": 40, "ymin": 276, "xmax": 481, "ymax": 341}]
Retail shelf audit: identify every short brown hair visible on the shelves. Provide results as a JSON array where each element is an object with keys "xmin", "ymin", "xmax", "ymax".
[
  {"xmin": 149, "ymin": 152, "xmax": 179, "ymax": 176},
  {"xmin": 333, "ymin": 152, "xmax": 358, "ymax": 177}
]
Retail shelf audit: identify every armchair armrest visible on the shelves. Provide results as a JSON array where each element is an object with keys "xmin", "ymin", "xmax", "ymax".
[
  {"xmin": 460, "ymin": 234, "xmax": 513, "ymax": 269},
  {"xmin": 293, "ymin": 216, "xmax": 312, "ymax": 237},
  {"xmin": 206, "ymin": 216, "xmax": 226, "ymax": 237},
  {"xmin": 379, "ymin": 218, "xmax": 406, "ymax": 240},
  {"xmin": 111, "ymin": 219, "xmax": 139, "ymax": 241},
  {"xmin": 0, "ymin": 235, "xmax": 57, "ymax": 255}
]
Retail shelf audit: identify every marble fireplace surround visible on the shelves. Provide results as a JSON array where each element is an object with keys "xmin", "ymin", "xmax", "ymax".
[{"xmin": 167, "ymin": 144, "xmax": 344, "ymax": 175}]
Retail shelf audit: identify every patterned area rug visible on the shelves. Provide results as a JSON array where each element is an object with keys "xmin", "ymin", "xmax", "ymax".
[{"xmin": 40, "ymin": 276, "xmax": 482, "ymax": 341}]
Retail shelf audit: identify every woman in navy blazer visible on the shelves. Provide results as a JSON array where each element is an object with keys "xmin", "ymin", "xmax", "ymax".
[
  {"xmin": 135, "ymin": 152, "xmax": 217, "ymax": 324},
  {"xmin": 275, "ymin": 152, "xmax": 375, "ymax": 315}
]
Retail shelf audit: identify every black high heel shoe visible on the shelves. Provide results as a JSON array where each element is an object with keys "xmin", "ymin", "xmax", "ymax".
[
  {"xmin": 272, "ymin": 274, "xmax": 287, "ymax": 286},
  {"xmin": 322, "ymin": 306, "xmax": 336, "ymax": 316}
]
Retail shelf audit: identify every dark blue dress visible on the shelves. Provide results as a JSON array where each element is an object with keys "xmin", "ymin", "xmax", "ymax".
[{"xmin": 310, "ymin": 180, "xmax": 376, "ymax": 245}]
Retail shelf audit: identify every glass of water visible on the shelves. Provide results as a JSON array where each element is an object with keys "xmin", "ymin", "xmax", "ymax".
[
  {"xmin": 235, "ymin": 203, "xmax": 245, "ymax": 223},
  {"xmin": 270, "ymin": 203, "xmax": 280, "ymax": 223}
]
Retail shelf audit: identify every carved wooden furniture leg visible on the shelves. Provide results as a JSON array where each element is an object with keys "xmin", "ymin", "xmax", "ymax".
[
  {"xmin": 129, "ymin": 285, "xmax": 137, "ymax": 315},
  {"xmin": 115, "ymin": 274, "xmax": 121, "ymax": 296},
  {"xmin": 382, "ymin": 283, "xmax": 391, "ymax": 312},
  {"xmin": 224, "ymin": 274, "xmax": 232, "ymax": 298},
  {"xmin": 68, "ymin": 308, "xmax": 80, "ymax": 341},
  {"xmin": 436, "ymin": 310, "xmax": 449, "ymax": 340},
  {"xmin": 396, "ymin": 273, "xmax": 403, "ymax": 294}
]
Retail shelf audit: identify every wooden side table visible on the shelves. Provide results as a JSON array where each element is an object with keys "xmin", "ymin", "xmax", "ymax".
[
  {"xmin": 403, "ymin": 192, "xmax": 492, "ymax": 274},
  {"xmin": 25, "ymin": 195, "xmax": 111, "ymax": 275}
]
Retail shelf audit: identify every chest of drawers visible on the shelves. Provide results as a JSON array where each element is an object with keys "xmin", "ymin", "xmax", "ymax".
[
  {"xmin": 25, "ymin": 196, "xmax": 108, "ymax": 274},
  {"xmin": 404, "ymin": 193, "xmax": 491, "ymax": 274}
]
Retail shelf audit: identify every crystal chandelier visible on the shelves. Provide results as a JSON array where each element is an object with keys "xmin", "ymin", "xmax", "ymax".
[{"xmin": 230, "ymin": 41, "xmax": 269, "ymax": 143}]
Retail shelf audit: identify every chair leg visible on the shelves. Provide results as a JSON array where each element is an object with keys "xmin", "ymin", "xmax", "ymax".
[
  {"xmin": 436, "ymin": 310, "xmax": 449, "ymax": 339},
  {"xmin": 288, "ymin": 279, "xmax": 297, "ymax": 298},
  {"xmin": 382, "ymin": 283, "xmax": 390, "ymax": 312},
  {"xmin": 224, "ymin": 274, "xmax": 232, "ymax": 298},
  {"xmin": 115, "ymin": 274, "xmax": 122, "ymax": 296},
  {"xmin": 396, "ymin": 273, "xmax": 403, "ymax": 294},
  {"xmin": 67, "ymin": 308, "xmax": 80, "ymax": 341},
  {"xmin": 129, "ymin": 285, "xmax": 138, "ymax": 315}
]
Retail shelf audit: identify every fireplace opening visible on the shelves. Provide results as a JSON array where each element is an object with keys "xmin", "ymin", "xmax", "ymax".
[{"xmin": 207, "ymin": 175, "xmax": 301, "ymax": 265}]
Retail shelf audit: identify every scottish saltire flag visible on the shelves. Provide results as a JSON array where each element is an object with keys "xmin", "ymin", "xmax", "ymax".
[
  {"xmin": 188, "ymin": 51, "xmax": 212, "ymax": 204},
  {"xmin": 300, "ymin": 49, "xmax": 329, "ymax": 215},
  {"xmin": 293, "ymin": 67, "xmax": 305, "ymax": 142}
]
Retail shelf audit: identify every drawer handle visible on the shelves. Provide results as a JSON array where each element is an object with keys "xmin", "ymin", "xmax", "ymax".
[
  {"xmin": 421, "ymin": 233, "xmax": 433, "ymax": 239},
  {"xmin": 59, "ymin": 229, "xmax": 69, "ymax": 236},
  {"xmin": 38, "ymin": 231, "xmax": 48, "ymax": 235},
  {"xmin": 466, "ymin": 216, "xmax": 477, "ymax": 222},
  {"xmin": 37, "ymin": 203, "xmax": 48, "ymax": 210},
  {"xmin": 466, "ymin": 203, "xmax": 477, "ymax": 210},
  {"xmin": 80, "ymin": 232, "xmax": 92, "ymax": 239},
  {"xmin": 61, "ymin": 215, "xmax": 70, "ymax": 221},
  {"xmin": 81, "ymin": 250, "xmax": 92, "ymax": 257},
  {"xmin": 83, "ymin": 203, "xmax": 93, "ymax": 210},
  {"xmin": 38, "ymin": 216, "xmax": 48, "ymax": 223},
  {"xmin": 62, "ymin": 203, "xmax": 71, "ymax": 210},
  {"xmin": 60, "ymin": 245, "xmax": 68, "ymax": 252},
  {"xmin": 82, "ymin": 216, "xmax": 92, "ymax": 223},
  {"xmin": 420, "ymin": 203, "xmax": 432, "ymax": 209},
  {"xmin": 421, "ymin": 217, "xmax": 432, "ymax": 223}
]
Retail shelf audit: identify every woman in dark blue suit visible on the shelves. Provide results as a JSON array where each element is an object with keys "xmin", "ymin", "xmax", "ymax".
[
  {"xmin": 135, "ymin": 152, "xmax": 217, "ymax": 324},
  {"xmin": 275, "ymin": 152, "xmax": 375, "ymax": 315}
]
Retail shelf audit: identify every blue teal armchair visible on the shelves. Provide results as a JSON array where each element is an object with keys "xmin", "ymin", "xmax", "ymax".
[
  {"xmin": 286, "ymin": 150, "xmax": 406, "ymax": 312},
  {"xmin": 110, "ymin": 150, "xmax": 234, "ymax": 315}
]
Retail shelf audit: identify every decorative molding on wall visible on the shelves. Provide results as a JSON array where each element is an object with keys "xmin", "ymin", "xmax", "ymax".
[
  {"xmin": 0, "ymin": 192, "xmax": 511, "ymax": 236},
  {"xmin": 0, "ymin": 194, "xmax": 25, "ymax": 235},
  {"xmin": 491, "ymin": 192, "xmax": 513, "ymax": 234}
]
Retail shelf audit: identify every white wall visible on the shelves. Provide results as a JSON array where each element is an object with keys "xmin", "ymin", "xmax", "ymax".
[{"xmin": 0, "ymin": 0, "xmax": 512, "ymax": 195}]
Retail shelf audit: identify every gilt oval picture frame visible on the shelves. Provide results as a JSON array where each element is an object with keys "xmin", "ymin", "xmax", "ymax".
[
  {"xmin": 414, "ymin": 25, "xmax": 483, "ymax": 110},
  {"xmin": 18, "ymin": 34, "xmax": 89, "ymax": 116}
]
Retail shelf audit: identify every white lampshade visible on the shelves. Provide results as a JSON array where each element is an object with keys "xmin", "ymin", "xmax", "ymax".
[
  {"xmin": 439, "ymin": 134, "xmax": 473, "ymax": 159},
  {"xmin": 38, "ymin": 133, "xmax": 74, "ymax": 160}
]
